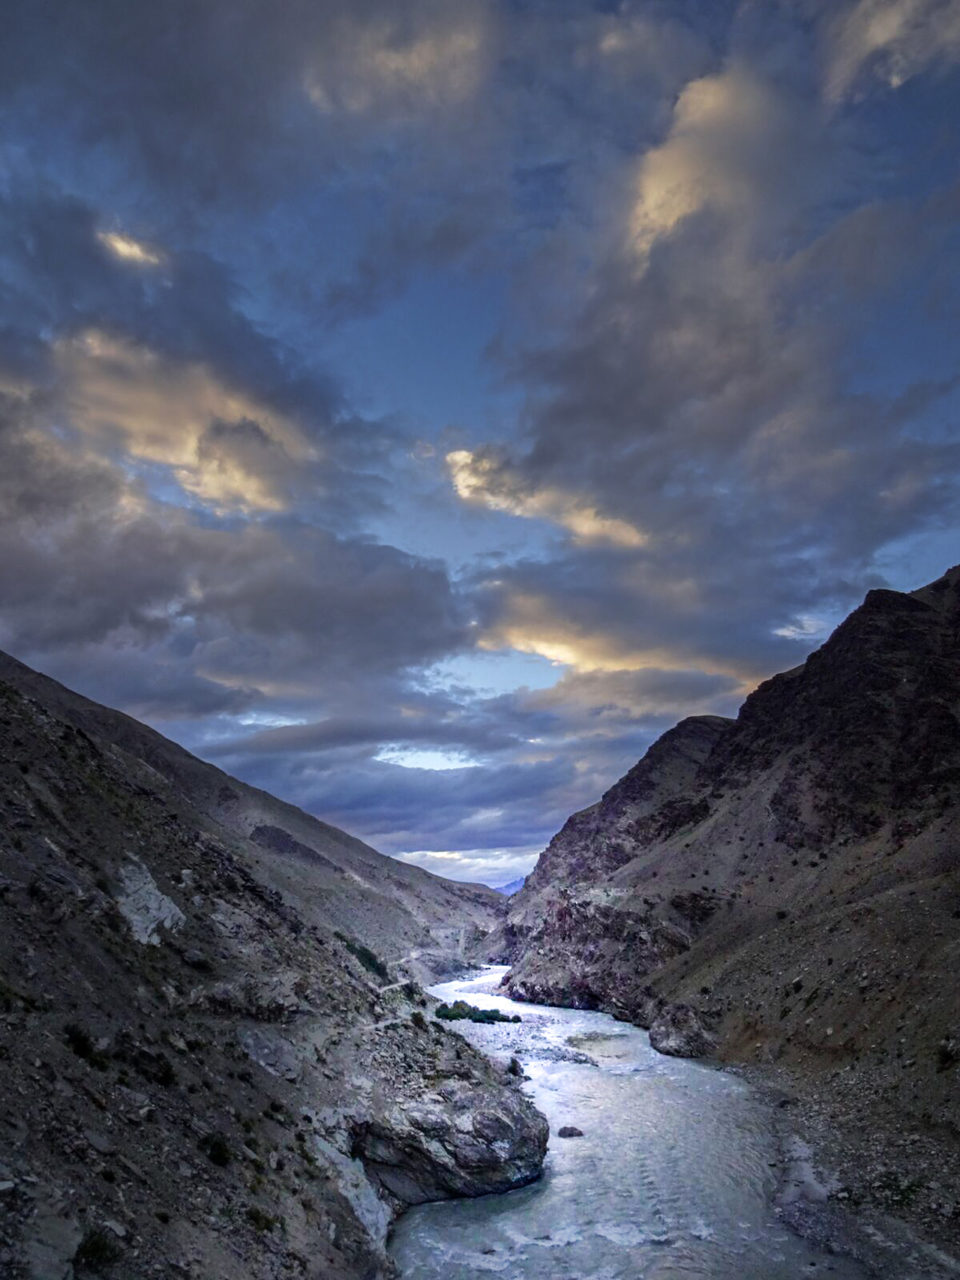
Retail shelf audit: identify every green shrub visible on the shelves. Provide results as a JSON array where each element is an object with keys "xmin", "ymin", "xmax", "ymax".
[
  {"xmin": 198, "ymin": 1131, "xmax": 232, "ymax": 1167},
  {"xmin": 64, "ymin": 1023, "xmax": 109, "ymax": 1070},
  {"xmin": 434, "ymin": 1000, "xmax": 521, "ymax": 1025},
  {"xmin": 246, "ymin": 1205, "xmax": 280, "ymax": 1232}
]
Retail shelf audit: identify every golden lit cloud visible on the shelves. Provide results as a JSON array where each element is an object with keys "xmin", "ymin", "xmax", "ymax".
[
  {"xmin": 480, "ymin": 589, "xmax": 761, "ymax": 689},
  {"xmin": 97, "ymin": 230, "xmax": 163, "ymax": 266},
  {"xmin": 55, "ymin": 331, "xmax": 315, "ymax": 512},
  {"xmin": 447, "ymin": 449, "xmax": 647, "ymax": 549},
  {"xmin": 629, "ymin": 68, "xmax": 780, "ymax": 253}
]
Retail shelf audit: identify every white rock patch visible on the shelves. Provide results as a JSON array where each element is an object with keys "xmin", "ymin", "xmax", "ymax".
[{"xmin": 117, "ymin": 858, "xmax": 186, "ymax": 945}]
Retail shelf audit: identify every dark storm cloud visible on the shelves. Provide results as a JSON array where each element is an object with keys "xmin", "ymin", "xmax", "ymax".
[
  {"xmin": 199, "ymin": 658, "xmax": 740, "ymax": 869},
  {"xmin": 454, "ymin": 44, "xmax": 960, "ymax": 695},
  {"xmin": 218, "ymin": 748, "xmax": 582, "ymax": 860},
  {"xmin": 0, "ymin": 190, "xmax": 373, "ymax": 470},
  {"xmin": 2, "ymin": 0, "xmax": 959, "ymax": 882},
  {"xmin": 0, "ymin": 391, "xmax": 469, "ymax": 691}
]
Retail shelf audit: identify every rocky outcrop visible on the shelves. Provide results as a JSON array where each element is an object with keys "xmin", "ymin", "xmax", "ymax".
[
  {"xmin": 648, "ymin": 1003, "xmax": 716, "ymax": 1058},
  {"xmin": 494, "ymin": 566, "xmax": 960, "ymax": 1255},
  {"xmin": 357, "ymin": 1078, "xmax": 547, "ymax": 1206},
  {"xmin": 0, "ymin": 659, "xmax": 544, "ymax": 1279}
]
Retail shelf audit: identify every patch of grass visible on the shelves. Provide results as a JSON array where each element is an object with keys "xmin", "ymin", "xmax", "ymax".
[{"xmin": 245, "ymin": 1205, "xmax": 280, "ymax": 1232}]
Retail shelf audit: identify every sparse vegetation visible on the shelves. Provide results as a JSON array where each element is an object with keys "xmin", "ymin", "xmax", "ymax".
[
  {"xmin": 64, "ymin": 1023, "xmax": 109, "ymax": 1070},
  {"xmin": 245, "ymin": 1205, "xmax": 280, "ymax": 1232},
  {"xmin": 435, "ymin": 1000, "xmax": 521, "ymax": 1024},
  {"xmin": 74, "ymin": 1227, "xmax": 123, "ymax": 1272},
  {"xmin": 199, "ymin": 1130, "xmax": 232, "ymax": 1166},
  {"xmin": 334, "ymin": 932, "xmax": 389, "ymax": 981}
]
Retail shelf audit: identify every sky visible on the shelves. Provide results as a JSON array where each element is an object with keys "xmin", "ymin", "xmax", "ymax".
[{"xmin": 1, "ymin": 0, "xmax": 959, "ymax": 886}]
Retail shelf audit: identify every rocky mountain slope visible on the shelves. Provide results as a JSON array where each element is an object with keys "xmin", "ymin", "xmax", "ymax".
[
  {"xmin": 0, "ymin": 652, "xmax": 504, "ymax": 986},
  {"xmin": 491, "ymin": 566, "xmax": 960, "ymax": 1254},
  {"xmin": 0, "ymin": 653, "xmax": 547, "ymax": 1279}
]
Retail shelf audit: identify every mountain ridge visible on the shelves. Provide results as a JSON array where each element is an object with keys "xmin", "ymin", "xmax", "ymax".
[{"xmin": 0, "ymin": 648, "xmax": 504, "ymax": 983}]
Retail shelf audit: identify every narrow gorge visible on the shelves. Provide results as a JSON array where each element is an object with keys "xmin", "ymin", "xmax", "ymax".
[{"xmin": 2, "ymin": 568, "xmax": 959, "ymax": 1279}]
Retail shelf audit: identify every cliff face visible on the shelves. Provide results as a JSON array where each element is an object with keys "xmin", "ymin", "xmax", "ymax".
[
  {"xmin": 494, "ymin": 568, "xmax": 960, "ymax": 1239},
  {"xmin": 0, "ymin": 656, "xmax": 546, "ymax": 1280}
]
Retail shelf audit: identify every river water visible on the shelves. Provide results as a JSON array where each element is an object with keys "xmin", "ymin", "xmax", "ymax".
[{"xmin": 390, "ymin": 966, "xmax": 868, "ymax": 1280}]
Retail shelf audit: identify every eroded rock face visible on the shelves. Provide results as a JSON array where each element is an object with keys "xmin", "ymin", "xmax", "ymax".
[{"xmin": 116, "ymin": 857, "xmax": 186, "ymax": 945}]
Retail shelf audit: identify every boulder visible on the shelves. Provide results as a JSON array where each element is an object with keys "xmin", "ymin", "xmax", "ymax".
[
  {"xmin": 356, "ymin": 1078, "xmax": 548, "ymax": 1207},
  {"xmin": 648, "ymin": 1002, "xmax": 715, "ymax": 1058}
]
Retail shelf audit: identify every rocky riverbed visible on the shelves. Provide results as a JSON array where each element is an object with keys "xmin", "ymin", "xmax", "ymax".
[{"xmin": 390, "ymin": 967, "xmax": 959, "ymax": 1279}]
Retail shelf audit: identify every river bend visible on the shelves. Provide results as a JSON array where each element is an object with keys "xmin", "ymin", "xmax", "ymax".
[{"xmin": 389, "ymin": 967, "xmax": 867, "ymax": 1280}]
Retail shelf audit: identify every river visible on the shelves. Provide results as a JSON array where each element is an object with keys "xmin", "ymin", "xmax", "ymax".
[{"xmin": 389, "ymin": 966, "xmax": 868, "ymax": 1280}]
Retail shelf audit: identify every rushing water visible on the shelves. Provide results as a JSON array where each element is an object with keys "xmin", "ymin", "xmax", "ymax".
[{"xmin": 390, "ymin": 967, "xmax": 868, "ymax": 1280}]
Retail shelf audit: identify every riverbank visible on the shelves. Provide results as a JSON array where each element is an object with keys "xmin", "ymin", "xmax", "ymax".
[
  {"xmin": 734, "ymin": 1058, "xmax": 960, "ymax": 1280},
  {"xmin": 495, "ymin": 957, "xmax": 960, "ymax": 1279},
  {"xmin": 390, "ymin": 967, "xmax": 872, "ymax": 1279}
]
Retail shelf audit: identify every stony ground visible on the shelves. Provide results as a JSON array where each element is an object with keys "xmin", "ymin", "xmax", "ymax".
[{"xmin": 735, "ymin": 1058, "xmax": 960, "ymax": 1277}]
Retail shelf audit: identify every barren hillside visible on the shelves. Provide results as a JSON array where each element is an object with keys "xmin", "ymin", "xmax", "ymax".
[{"xmin": 0, "ymin": 655, "xmax": 545, "ymax": 1279}]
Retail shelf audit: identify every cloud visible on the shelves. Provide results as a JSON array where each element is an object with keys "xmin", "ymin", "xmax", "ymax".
[
  {"xmin": 323, "ymin": 210, "xmax": 487, "ymax": 324},
  {"xmin": 394, "ymin": 847, "xmax": 540, "ymax": 886},
  {"xmin": 447, "ymin": 448, "xmax": 648, "ymax": 548},
  {"xmin": 447, "ymin": 48, "xmax": 960, "ymax": 728},
  {"xmin": 825, "ymin": 0, "xmax": 960, "ymax": 101},
  {"xmin": 303, "ymin": 4, "xmax": 491, "ymax": 117},
  {"xmin": 0, "ymin": 386, "xmax": 469, "ymax": 695},
  {"xmin": 55, "ymin": 330, "xmax": 316, "ymax": 512},
  {"xmin": 629, "ymin": 62, "xmax": 849, "ymax": 257},
  {"xmin": 1, "ymin": 0, "xmax": 959, "ymax": 887},
  {"xmin": 97, "ymin": 230, "xmax": 163, "ymax": 267}
]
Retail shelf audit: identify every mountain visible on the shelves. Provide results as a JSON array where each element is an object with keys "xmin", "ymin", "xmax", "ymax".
[
  {"xmin": 491, "ymin": 566, "xmax": 960, "ymax": 1253},
  {"xmin": 492, "ymin": 877, "xmax": 526, "ymax": 896},
  {"xmin": 0, "ymin": 650, "xmax": 504, "ymax": 985},
  {"xmin": 0, "ymin": 652, "xmax": 546, "ymax": 1279}
]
